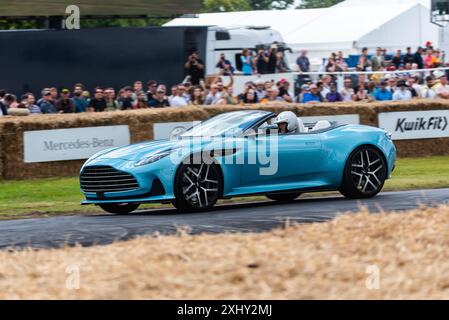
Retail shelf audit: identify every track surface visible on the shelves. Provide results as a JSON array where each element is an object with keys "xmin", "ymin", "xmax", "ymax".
[{"xmin": 0, "ymin": 188, "xmax": 448, "ymax": 249}]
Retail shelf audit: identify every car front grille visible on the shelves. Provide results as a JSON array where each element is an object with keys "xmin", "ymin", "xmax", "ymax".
[{"xmin": 80, "ymin": 166, "xmax": 139, "ymax": 193}]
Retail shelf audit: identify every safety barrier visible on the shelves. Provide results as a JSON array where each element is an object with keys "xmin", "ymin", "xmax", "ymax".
[{"xmin": 0, "ymin": 100, "xmax": 449, "ymax": 180}]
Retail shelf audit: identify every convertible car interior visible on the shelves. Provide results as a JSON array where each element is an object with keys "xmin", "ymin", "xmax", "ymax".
[{"xmin": 259, "ymin": 119, "xmax": 341, "ymax": 136}]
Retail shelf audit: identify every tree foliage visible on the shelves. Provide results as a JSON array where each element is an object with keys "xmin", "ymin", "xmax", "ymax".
[
  {"xmin": 297, "ymin": 0, "xmax": 344, "ymax": 9},
  {"xmin": 248, "ymin": 0, "xmax": 295, "ymax": 10},
  {"xmin": 201, "ymin": 0, "xmax": 251, "ymax": 12},
  {"xmin": 202, "ymin": 0, "xmax": 295, "ymax": 12}
]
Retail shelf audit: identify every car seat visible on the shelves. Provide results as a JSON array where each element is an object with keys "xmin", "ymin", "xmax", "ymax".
[
  {"xmin": 310, "ymin": 120, "xmax": 331, "ymax": 132},
  {"xmin": 296, "ymin": 118, "xmax": 308, "ymax": 133}
]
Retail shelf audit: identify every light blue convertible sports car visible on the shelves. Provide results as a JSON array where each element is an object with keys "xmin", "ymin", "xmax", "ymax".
[{"xmin": 80, "ymin": 110, "xmax": 396, "ymax": 214}]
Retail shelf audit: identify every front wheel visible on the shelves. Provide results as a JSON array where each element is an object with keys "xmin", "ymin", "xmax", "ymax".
[
  {"xmin": 173, "ymin": 161, "xmax": 223, "ymax": 212},
  {"xmin": 266, "ymin": 192, "xmax": 301, "ymax": 202},
  {"xmin": 340, "ymin": 146, "xmax": 387, "ymax": 199},
  {"xmin": 99, "ymin": 203, "xmax": 140, "ymax": 215}
]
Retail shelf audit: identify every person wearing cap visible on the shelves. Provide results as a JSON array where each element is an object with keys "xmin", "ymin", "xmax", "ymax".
[
  {"xmin": 278, "ymin": 79, "xmax": 293, "ymax": 103},
  {"xmin": 297, "ymin": 84, "xmax": 310, "ymax": 103},
  {"xmin": 55, "ymin": 89, "xmax": 75, "ymax": 113},
  {"xmin": 40, "ymin": 89, "xmax": 57, "ymax": 114},
  {"xmin": 148, "ymin": 86, "xmax": 170, "ymax": 108},
  {"xmin": 302, "ymin": 84, "xmax": 322, "ymax": 103},
  {"xmin": 372, "ymin": 80, "xmax": 393, "ymax": 101},
  {"xmin": 433, "ymin": 71, "xmax": 449, "ymax": 99},
  {"xmin": 254, "ymin": 79, "xmax": 266, "ymax": 102},
  {"xmin": 393, "ymin": 80, "xmax": 412, "ymax": 101}
]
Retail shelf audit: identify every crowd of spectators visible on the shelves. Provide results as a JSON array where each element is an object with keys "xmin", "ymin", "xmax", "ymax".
[
  {"xmin": 0, "ymin": 76, "xmax": 300, "ymax": 116},
  {"xmin": 1, "ymin": 43, "xmax": 448, "ymax": 117},
  {"xmin": 295, "ymin": 42, "xmax": 449, "ymax": 103}
]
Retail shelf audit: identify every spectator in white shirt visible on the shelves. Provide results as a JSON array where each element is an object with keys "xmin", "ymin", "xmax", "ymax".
[
  {"xmin": 254, "ymin": 79, "xmax": 266, "ymax": 102},
  {"xmin": 340, "ymin": 78, "xmax": 355, "ymax": 102},
  {"xmin": 393, "ymin": 80, "xmax": 412, "ymax": 101},
  {"xmin": 433, "ymin": 71, "xmax": 449, "ymax": 99},
  {"xmin": 205, "ymin": 84, "xmax": 221, "ymax": 105},
  {"xmin": 420, "ymin": 76, "xmax": 437, "ymax": 99},
  {"xmin": 320, "ymin": 75, "xmax": 332, "ymax": 97},
  {"xmin": 168, "ymin": 85, "xmax": 178, "ymax": 106},
  {"xmin": 170, "ymin": 85, "xmax": 188, "ymax": 107}
]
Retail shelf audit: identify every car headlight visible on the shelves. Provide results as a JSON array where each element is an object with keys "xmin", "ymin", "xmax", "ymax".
[
  {"xmin": 385, "ymin": 131, "xmax": 393, "ymax": 140},
  {"xmin": 134, "ymin": 148, "xmax": 182, "ymax": 167}
]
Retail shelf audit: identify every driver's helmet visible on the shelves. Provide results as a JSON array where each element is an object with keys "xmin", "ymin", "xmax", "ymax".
[{"xmin": 274, "ymin": 111, "xmax": 298, "ymax": 133}]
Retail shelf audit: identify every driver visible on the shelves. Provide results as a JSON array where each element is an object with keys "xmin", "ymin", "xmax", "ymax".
[{"xmin": 274, "ymin": 111, "xmax": 298, "ymax": 134}]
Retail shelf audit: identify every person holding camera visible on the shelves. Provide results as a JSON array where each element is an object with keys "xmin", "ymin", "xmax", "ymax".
[
  {"xmin": 256, "ymin": 49, "xmax": 269, "ymax": 74},
  {"xmin": 185, "ymin": 52, "xmax": 205, "ymax": 85},
  {"xmin": 216, "ymin": 53, "xmax": 234, "ymax": 76}
]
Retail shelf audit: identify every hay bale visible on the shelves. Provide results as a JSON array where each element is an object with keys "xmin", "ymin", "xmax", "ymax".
[
  {"xmin": 1, "ymin": 100, "xmax": 449, "ymax": 180},
  {"xmin": 7, "ymin": 108, "xmax": 30, "ymax": 117}
]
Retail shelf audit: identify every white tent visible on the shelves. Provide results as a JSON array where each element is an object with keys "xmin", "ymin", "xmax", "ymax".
[
  {"xmin": 165, "ymin": 0, "xmax": 439, "ymax": 63},
  {"xmin": 285, "ymin": 0, "xmax": 438, "ymax": 56}
]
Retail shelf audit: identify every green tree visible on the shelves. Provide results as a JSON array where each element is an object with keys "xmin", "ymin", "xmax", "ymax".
[
  {"xmin": 202, "ymin": 0, "xmax": 251, "ymax": 12},
  {"xmin": 297, "ymin": 0, "xmax": 344, "ymax": 9},
  {"xmin": 248, "ymin": 0, "xmax": 295, "ymax": 10},
  {"xmin": 202, "ymin": 0, "xmax": 295, "ymax": 12}
]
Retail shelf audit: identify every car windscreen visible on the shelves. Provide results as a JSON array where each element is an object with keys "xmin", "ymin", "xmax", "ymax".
[{"xmin": 181, "ymin": 111, "xmax": 270, "ymax": 137}]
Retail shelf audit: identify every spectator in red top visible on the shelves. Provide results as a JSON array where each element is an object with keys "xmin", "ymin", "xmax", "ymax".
[{"xmin": 424, "ymin": 48, "xmax": 434, "ymax": 68}]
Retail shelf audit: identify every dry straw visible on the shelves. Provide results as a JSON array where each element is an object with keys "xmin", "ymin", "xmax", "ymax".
[{"xmin": 1, "ymin": 205, "xmax": 449, "ymax": 299}]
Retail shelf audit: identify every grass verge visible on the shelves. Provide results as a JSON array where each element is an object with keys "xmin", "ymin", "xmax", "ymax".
[
  {"xmin": 0, "ymin": 155, "xmax": 448, "ymax": 219},
  {"xmin": 1, "ymin": 205, "xmax": 449, "ymax": 299}
]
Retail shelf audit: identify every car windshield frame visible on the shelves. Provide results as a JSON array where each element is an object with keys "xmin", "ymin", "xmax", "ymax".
[{"xmin": 180, "ymin": 111, "xmax": 274, "ymax": 138}]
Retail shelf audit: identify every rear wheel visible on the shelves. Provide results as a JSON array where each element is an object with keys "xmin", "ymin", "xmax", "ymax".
[
  {"xmin": 99, "ymin": 203, "xmax": 140, "ymax": 215},
  {"xmin": 340, "ymin": 146, "xmax": 387, "ymax": 199},
  {"xmin": 173, "ymin": 161, "xmax": 223, "ymax": 212},
  {"xmin": 266, "ymin": 192, "xmax": 301, "ymax": 202}
]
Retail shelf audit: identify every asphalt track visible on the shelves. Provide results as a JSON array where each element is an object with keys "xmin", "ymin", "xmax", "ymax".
[{"xmin": 0, "ymin": 188, "xmax": 448, "ymax": 249}]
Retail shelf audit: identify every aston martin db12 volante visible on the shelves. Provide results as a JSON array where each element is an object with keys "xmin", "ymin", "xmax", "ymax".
[{"xmin": 80, "ymin": 110, "xmax": 396, "ymax": 214}]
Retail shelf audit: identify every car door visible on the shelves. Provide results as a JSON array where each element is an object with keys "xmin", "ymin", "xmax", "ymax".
[{"xmin": 240, "ymin": 132, "xmax": 324, "ymax": 188}]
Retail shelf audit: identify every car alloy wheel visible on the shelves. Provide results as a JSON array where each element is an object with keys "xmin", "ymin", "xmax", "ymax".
[
  {"xmin": 174, "ymin": 162, "xmax": 222, "ymax": 211},
  {"xmin": 340, "ymin": 146, "xmax": 387, "ymax": 199}
]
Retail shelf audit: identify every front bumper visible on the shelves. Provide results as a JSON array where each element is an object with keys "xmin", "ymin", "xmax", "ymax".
[{"xmin": 80, "ymin": 157, "xmax": 176, "ymax": 205}]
